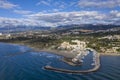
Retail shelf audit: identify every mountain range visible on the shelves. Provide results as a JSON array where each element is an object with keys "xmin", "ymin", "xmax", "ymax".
[{"xmin": 0, "ymin": 24, "xmax": 120, "ymax": 33}]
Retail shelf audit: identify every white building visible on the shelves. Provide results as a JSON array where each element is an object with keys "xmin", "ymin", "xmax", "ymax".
[
  {"xmin": 58, "ymin": 42, "xmax": 72, "ymax": 50},
  {"xmin": 58, "ymin": 40, "xmax": 87, "ymax": 51},
  {"xmin": 71, "ymin": 40, "xmax": 86, "ymax": 50}
]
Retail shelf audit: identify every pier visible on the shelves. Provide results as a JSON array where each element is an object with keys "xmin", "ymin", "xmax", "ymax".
[{"xmin": 44, "ymin": 49, "xmax": 100, "ymax": 74}]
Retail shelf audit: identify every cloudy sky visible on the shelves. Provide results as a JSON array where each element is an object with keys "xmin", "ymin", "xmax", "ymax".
[{"xmin": 0, "ymin": 0, "xmax": 120, "ymax": 27}]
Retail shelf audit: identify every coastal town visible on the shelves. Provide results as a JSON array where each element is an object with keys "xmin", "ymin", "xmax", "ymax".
[
  {"xmin": 0, "ymin": 0, "xmax": 120, "ymax": 79},
  {"xmin": 0, "ymin": 26, "xmax": 119, "ymax": 74},
  {"xmin": 44, "ymin": 39, "xmax": 100, "ymax": 73},
  {"xmin": 0, "ymin": 28, "xmax": 120, "ymax": 55},
  {"xmin": 58, "ymin": 40, "xmax": 88, "ymax": 64}
]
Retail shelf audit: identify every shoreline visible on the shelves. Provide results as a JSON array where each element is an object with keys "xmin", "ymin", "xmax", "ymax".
[
  {"xmin": 12, "ymin": 42, "xmax": 120, "ymax": 56},
  {"xmin": 0, "ymin": 42, "xmax": 120, "ymax": 56},
  {"xmin": 15, "ymin": 43, "xmax": 120, "ymax": 56},
  {"xmin": 18, "ymin": 43, "xmax": 120, "ymax": 57},
  {"xmin": 100, "ymin": 53, "xmax": 120, "ymax": 56}
]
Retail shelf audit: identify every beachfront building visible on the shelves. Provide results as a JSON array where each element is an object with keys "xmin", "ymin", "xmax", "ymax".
[
  {"xmin": 100, "ymin": 46, "xmax": 120, "ymax": 53},
  {"xmin": 58, "ymin": 40, "xmax": 87, "ymax": 51},
  {"xmin": 105, "ymin": 47, "xmax": 120, "ymax": 53},
  {"xmin": 58, "ymin": 40, "xmax": 87, "ymax": 63},
  {"xmin": 58, "ymin": 42, "xmax": 72, "ymax": 50},
  {"xmin": 71, "ymin": 40, "xmax": 86, "ymax": 50}
]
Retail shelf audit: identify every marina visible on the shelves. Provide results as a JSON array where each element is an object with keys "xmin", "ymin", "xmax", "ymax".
[
  {"xmin": 44, "ymin": 49, "xmax": 100, "ymax": 74},
  {"xmin": 0, "ymin": 43, "xmax": 119, "ymax": 80}
]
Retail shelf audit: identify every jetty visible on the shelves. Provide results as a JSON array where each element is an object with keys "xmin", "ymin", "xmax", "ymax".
[{"xmin": 44, "ymin": 49, "xmax": 100, "ymax": 74}]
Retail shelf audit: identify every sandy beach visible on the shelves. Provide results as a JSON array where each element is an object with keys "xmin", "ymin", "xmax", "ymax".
[
  {"xmin": 2, "ymin": 42, "xmax": 120, "ymax": 57},
  {"xmin": 100, "ymin": 53, "xmax": 120, "ymax": 56},
  {"xmin": 28, "ymin": 45, "xmax": 120, "ymax": 57},
  {"xmin": 35, "ymin": 49, "xmax": 77, "ymax": 58}
]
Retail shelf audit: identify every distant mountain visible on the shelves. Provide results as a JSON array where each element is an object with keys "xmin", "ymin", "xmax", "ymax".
[
  {"xmin": 0, "ymin": 24, "xmax": 120, "ymax": 33},
  {"xmin": 57, "ymin": 24, "xmax": 120, "ymax": 31},
  {"xmin": 0, "ymin": 26, "xmax": 51, "ymax": 33},
  {"xmin": 51, "ymin": 24, "xmax": 120, "ymax": 34}
]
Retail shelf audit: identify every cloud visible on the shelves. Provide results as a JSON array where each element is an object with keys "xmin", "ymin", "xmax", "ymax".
[
  {"xmin": 52, "ymin": 9, "xmax": 59, "ymax": 12},
  {"xmin": 78, "ymin": 0, "xmax": 120, "ymax": 8},
  {"xmin": 108, "ymin": 10, "xmax": 120, "ymax": 24},
  {"xmin": 36, "ymin": 1, "xmax": 50, "ymax": 6},
  {"xmin": 0, "ymin": 17, "xmax": 54, "ymax": 27},
  {"xmin": 0, "ymin": 10, "xmax": 120, "ymax": 27},
  {"xmin": 27, "ymin": 11, "xmax": 106, "ymax": 24},
  {"xmin": 110, "ymin": 10, "xmax": 120, "ymax": 17},
  {"xmin": 54, "ymin": 1, "xmax": 67, "ymax": 9},
  {"xmin": 13, "ymin": 10, "xmax": 33, "ymax": 15},
  {"xmin": 36, "ymin": 0, "xmax": 67, "ymax": 10},
  {"xmin": 0, "ymin": 0, "xmax": 18, "ymax": 9}
]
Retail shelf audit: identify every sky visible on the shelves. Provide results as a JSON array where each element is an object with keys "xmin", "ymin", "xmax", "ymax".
[{"xmin": 0, "ymin": 0, "xmax": 120, "ymax": 27}]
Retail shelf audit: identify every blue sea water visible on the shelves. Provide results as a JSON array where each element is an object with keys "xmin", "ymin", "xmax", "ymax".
[{"xmin": 0, "ymin": 43, "xmax": 120, "ymax": 80}]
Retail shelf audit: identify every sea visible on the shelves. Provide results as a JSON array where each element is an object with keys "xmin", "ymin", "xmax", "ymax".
[{"xmin": 0, "ymin": 43, "xmax": 120, "ymax": 80}]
